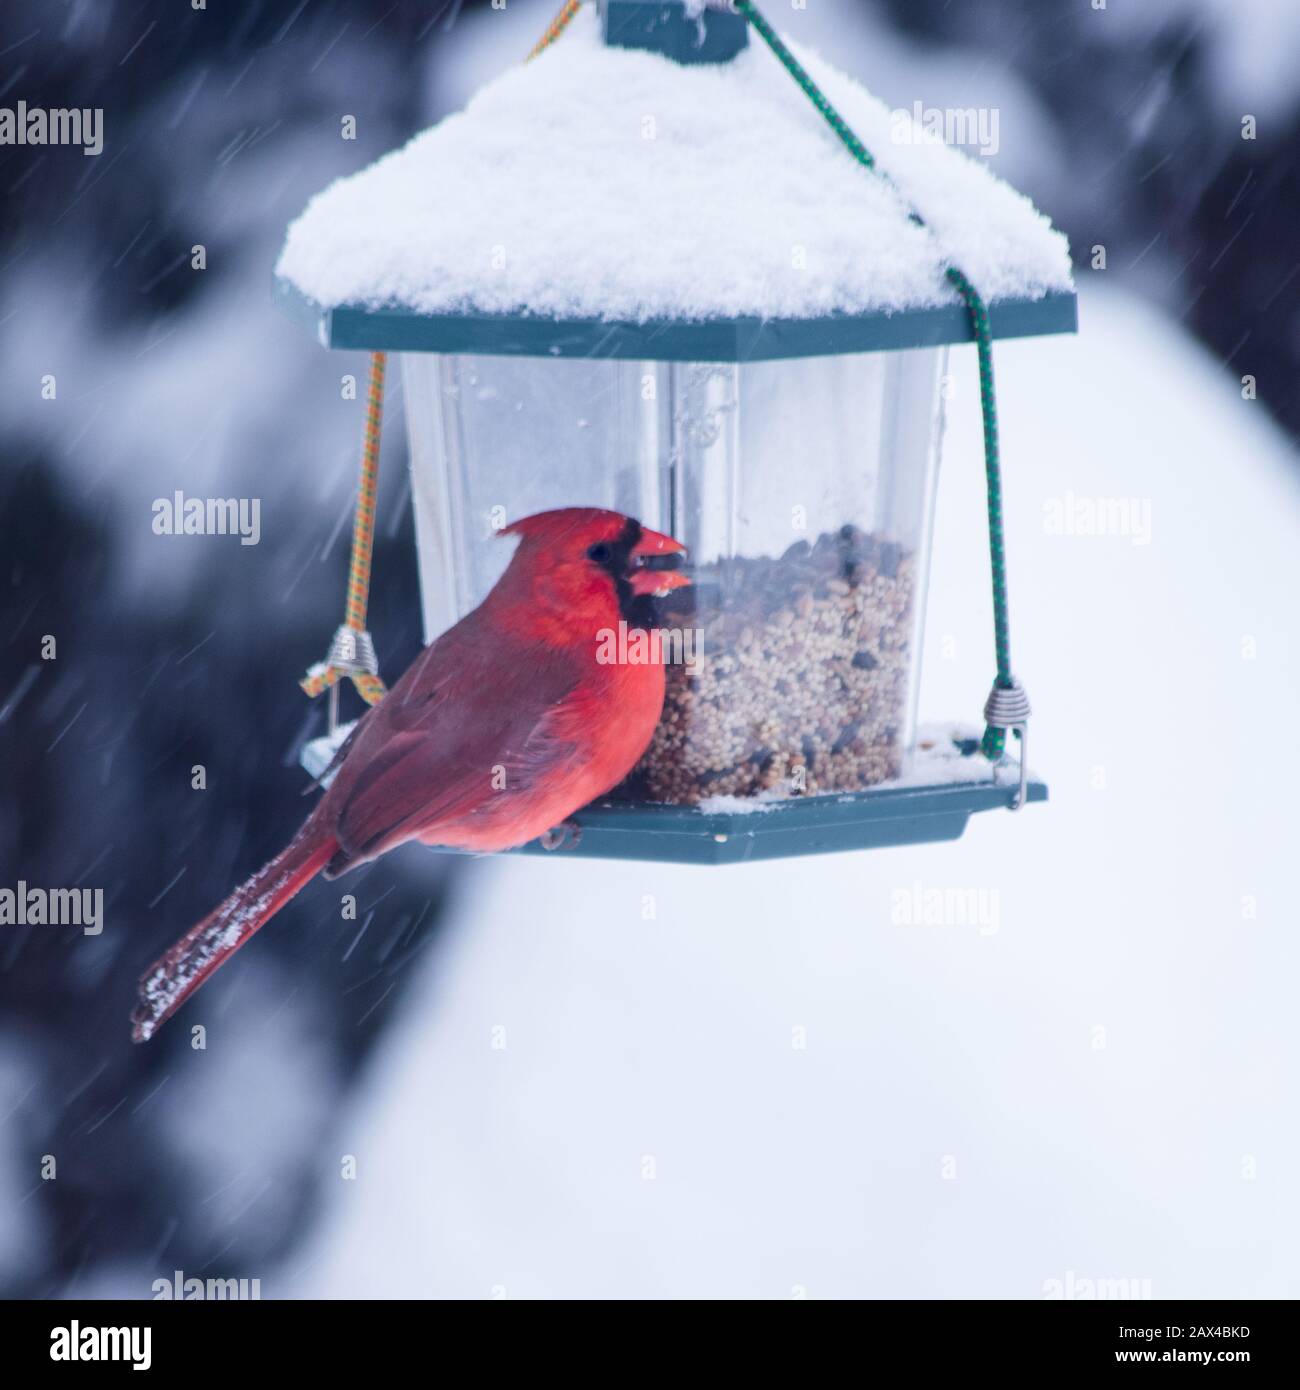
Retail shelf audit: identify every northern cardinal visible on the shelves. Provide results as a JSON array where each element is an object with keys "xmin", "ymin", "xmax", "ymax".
[{"xmin": 131, "ymin": 508, "xmax": 689, "ymax": 1042}]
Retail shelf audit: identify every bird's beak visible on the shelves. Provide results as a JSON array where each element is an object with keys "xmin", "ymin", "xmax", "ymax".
[{"xmin": 628, "ymin": 527, "xmax": 691, "ymax": 597}]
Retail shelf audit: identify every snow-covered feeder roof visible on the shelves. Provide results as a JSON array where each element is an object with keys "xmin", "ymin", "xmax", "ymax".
[{"xmin": 275, "ymin": 3, "xmax": 1076, "ymax": 362}]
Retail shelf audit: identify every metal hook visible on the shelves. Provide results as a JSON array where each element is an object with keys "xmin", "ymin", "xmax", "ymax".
[
  {"xmin": 1010, "ymin": 723, "xmax": 1028, "ymax": 812},
  {"xmin": 983, "ymin": 677, "xmax": 1032, "ymax": 813}
]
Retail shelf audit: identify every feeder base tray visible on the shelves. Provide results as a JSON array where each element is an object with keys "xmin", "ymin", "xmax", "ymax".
[
  {"xmin": 300, "ymin": 725, "xmax": 1043, "ymax": 865},
  {"xmin": 516, "ymin": 779, "xmax": 1047, "ymax": 865}
]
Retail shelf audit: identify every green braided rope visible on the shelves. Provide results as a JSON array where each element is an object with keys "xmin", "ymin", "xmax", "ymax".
[
  {"xmin": 737, "ymin": 1, "xmax": 877, "ymax": 172},
  {"xmin": 947, "ymin": 267, "xmax": 1012, "ymax": 759},
  {"xmin": 737, "ymin": 0, "xmax": 1017, "ymax": 763}
]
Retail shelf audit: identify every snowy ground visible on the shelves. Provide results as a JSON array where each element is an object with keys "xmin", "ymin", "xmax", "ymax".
[{"xmin": 279, "ymin": 280, "xmax": 1299, "ymax": 1300}]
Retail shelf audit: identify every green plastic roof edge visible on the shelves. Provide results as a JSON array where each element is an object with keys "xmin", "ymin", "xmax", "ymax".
[
  {"xmin": 602, "ymin": 0, "xmax": 750, "ymax": 64},
  {"xmin": 274, "ymin": 276, "xmax": 1079, "ymax": 362}
]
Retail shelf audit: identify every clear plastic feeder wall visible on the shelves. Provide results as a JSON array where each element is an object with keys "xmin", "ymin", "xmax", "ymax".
[{"xmin": 403, "ymin": 348, "xmax": 947, "ymax": 807}]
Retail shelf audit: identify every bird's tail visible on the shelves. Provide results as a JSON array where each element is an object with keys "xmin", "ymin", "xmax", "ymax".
[{"xmin": 130, "ymin": 826, "xmax": 336, "ymax": 1043}]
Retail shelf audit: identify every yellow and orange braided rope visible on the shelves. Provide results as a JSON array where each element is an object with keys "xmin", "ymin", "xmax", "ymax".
[
  {"xmin": 528, "ymin": 0, "xmax": 583, "ymax": 60},
  {"xmin": 343, "ymin": 351, "xmax": 386, "ymax": 637},
  {"xmin": 300, "ymin": 350, "xmax": 389, "ymax": 708},
  {"xmin": 300, "ymin": 0, "xmax": 585, "ymax": 723}
]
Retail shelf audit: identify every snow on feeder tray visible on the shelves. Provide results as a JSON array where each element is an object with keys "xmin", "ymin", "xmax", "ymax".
[{"xmin": 277, "ymin": 0, "xmax": 1077, "ymax": 866}]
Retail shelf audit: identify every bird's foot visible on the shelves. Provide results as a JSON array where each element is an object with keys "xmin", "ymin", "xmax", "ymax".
[{"xmin": 539, "ymin": 819, "xmax": 582, "ymax": 852}]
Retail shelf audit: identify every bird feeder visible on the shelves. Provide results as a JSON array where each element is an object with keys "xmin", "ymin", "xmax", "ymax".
[{"xmin": 274, "ymin": 0, "xmax": 1077, "ymax": 864}]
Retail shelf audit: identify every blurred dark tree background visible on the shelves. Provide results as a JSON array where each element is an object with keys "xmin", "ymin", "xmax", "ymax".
[
  {"xmin": 0, "ymin": 0, "xmax": 1294, "ymax": 1298},
  {"xmin": 0, "ymin": 0, "xmax": 462, "ymax": 1298},
  {"xmin": 881, "ymin": 0, "xmax": 1300, "ymax": 441}
]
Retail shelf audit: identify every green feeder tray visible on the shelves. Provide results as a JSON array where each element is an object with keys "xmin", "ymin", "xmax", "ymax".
[{"xmin": 518, "ymin": 774, "xmax": 1049, "ymax": 865}]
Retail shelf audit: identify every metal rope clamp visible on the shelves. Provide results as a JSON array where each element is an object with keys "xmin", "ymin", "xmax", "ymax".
[
  {"xmin": 984, "ymin": 677, "xmax": 1032, "ymax": 811},
  {"xmin": 324, "ymin": 624, "xmax": 380, "ymax": 736},
  {"xmin": 327, "ymin": 624, "xmax": 380, "ymax": 677}
]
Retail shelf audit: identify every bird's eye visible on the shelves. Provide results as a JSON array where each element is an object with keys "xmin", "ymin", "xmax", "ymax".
[{"xmin": 586, "ymin": 542, "xmax": 613, "ymax": 565}]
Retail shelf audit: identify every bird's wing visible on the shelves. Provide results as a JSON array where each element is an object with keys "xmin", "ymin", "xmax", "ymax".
[{"xmin": 319, "ymin": 619, "xmax": 587, "ymax": 867}]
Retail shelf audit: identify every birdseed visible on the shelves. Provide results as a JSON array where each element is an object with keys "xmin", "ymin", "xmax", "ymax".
[{"xmin": 615, "ymin": 526, "xmax": 916, "ymax": 804}]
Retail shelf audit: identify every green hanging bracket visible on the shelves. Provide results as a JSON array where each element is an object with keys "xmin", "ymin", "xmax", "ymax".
[{"xmin": 601, "ymin": 0, "xmax": 749, "ymax": 64}]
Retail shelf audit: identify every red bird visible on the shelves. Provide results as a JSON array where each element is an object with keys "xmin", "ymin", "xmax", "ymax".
[{"xmin": 131, "ymin": 508, "xmax": 688, "ymax": 1043}]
